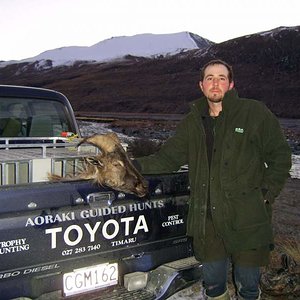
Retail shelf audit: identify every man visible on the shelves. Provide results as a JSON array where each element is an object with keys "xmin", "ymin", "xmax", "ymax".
[{"xmin": 135, "ymin": 59, "xmax": 291, "ymax": 300}]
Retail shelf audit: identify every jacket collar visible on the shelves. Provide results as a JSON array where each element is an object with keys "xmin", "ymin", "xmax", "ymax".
[{"xmin": 190, "ymin": 89, "xmax": 240, "ymax": 117}]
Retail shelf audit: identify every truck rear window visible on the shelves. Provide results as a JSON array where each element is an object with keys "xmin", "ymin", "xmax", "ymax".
[{"xmin": 0, "ymin": 97, "xmax": 74, "ymax": 137}]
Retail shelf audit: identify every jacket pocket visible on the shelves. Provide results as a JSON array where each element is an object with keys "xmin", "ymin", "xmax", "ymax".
[
  {"xmin": 222, "ymin": 131, "xmax": 262, "ymax": 183},
  {"xmin": 225, "ymin": 187, "xmax": 270, "ymax": 231}
]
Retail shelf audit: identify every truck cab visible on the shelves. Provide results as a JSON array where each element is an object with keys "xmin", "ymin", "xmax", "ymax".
[{"xmin": 0, "ymin": 85, "xmax": 79, "ymax": 138}]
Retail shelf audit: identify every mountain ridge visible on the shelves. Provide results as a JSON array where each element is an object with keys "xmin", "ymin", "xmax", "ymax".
[
  {"xmin": 0, "ymin": 26, "xmax": 299, "ymax": 118},
  {"xmin": 0, "ymin": 32, "xmax": 213, "ymax": 67}
]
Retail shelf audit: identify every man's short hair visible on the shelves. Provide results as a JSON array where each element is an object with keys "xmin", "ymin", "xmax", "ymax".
[{"xmin": 200, "ymin": 59, "xmax": 234, "ymax": 82}]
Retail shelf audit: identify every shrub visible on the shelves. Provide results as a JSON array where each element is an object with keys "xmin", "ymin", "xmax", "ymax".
[{"xmin": 128, "ymin": 138, "xmax": 162, "ymax": 157}]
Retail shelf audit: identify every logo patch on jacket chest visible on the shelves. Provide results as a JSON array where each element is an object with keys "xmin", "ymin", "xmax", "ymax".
[{"xmin": 234, "ymin": 127, "xmax": 244, "ymax": 134}]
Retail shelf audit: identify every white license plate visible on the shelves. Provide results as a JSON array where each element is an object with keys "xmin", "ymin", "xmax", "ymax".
[{"xmin": 63, "ymin": 262, "xmax": 118, "ymax": 297}]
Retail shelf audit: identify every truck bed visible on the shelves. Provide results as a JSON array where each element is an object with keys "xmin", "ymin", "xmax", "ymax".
[{"xmin": 0, "ymin": 137, "xmax": 101, "ymax": 185}]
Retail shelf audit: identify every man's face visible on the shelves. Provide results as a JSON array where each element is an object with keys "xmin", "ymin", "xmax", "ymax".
[{"xmin": 199, "ymin": 64, "xmax": 234, "ymax": 103}]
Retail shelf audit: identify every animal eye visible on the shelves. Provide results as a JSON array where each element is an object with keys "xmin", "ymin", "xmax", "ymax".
[{"xmin": 113, "ymin": 160, "xmax": 124, "ymax": 167}]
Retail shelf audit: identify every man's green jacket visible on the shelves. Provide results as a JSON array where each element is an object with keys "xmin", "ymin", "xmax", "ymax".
[{"xmin": 136, "ymin": 89, "xmax": 291, "ymax": 256}]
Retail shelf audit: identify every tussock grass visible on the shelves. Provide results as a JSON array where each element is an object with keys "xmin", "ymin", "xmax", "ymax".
[{"xmin": 277, "ymin": 238, "xmax": 300, "ymax": 265}]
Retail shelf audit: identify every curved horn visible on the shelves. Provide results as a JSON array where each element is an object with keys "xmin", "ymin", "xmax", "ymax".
[{"xmin": 77, "ymin": 133, "xmax": 120, "ymax": 153}]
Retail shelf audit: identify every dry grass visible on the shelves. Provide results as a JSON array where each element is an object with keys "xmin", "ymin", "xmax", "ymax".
[{"xmin": 277, "ymin": 238, "xmax": 300, "ymax": 265}]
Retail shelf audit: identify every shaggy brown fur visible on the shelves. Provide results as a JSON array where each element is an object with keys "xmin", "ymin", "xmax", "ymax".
[{"xmin": 49, "ymin": 133, "xmax": 148, "ymax": 197}]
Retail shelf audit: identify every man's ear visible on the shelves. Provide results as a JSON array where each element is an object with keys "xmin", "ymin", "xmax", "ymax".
[
  {"xmin": 199, "ymin": 81, "xmax": 203, "ymax": 92},
  {"xmin": 229, "ymin": 81, "xmax": 235, "ymax": 90}
]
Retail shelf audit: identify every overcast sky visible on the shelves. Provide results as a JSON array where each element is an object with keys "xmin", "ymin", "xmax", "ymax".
[{"xmin": 1, "ymin": 0, "xmax": 299, "ymax": 61}]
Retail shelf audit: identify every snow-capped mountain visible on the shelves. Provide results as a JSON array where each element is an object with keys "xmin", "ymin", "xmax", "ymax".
[
  {"xmin": 0, "ymin": 26, "xmax": 299, "ymax": 119},
  {"xmin": 1, "ymin": 32, "xmax": 213, "ymax": 67}
]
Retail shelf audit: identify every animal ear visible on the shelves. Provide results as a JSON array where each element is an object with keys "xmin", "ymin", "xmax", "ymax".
[{"xmin": 85, "ymin": 157, "xmax": 104, "ymax": 167}]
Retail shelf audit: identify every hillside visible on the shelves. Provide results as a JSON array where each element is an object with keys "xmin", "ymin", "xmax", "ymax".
[{"xmin": 0, "ymin": 26, "xmax": 299, "ymax": 118}]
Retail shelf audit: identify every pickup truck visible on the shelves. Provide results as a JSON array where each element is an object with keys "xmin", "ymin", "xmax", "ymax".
[{"xmin": 0, "ymin": 85, "xmax": 201, "ymax": 300}]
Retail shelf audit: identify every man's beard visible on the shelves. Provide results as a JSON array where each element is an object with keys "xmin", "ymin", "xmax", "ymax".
[
  {"xmin": 207, "ymin": 95, "xmax": 223, "ymax": 103},
  {"xmin": 207, "ymin": 90, "xmax": 224, "ymax": 103}
]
